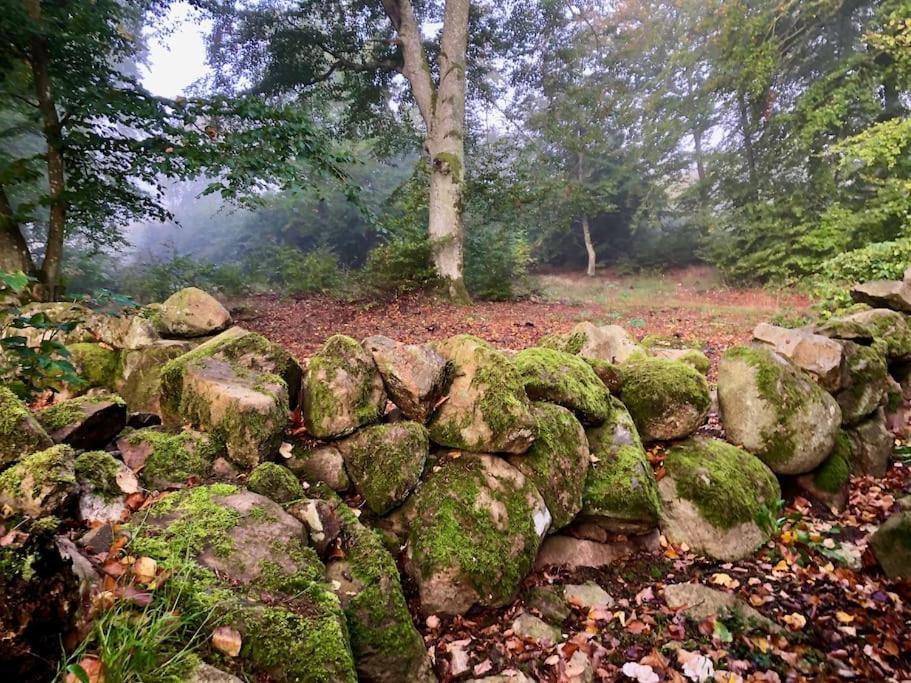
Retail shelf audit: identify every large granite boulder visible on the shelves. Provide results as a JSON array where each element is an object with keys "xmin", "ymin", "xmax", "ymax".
[
  {"xmin": 155, "ymin": 287, "xmax": 232, "ymax": 338},
  {"xmin": 851, "ymin": 280, "xmax": 911, "ymax": 313},
  {"xmin": 835, "ymin": 342, "xmax": 888, "ymax": 425},
  {"xmin": 427, "ymin": 335, "xmax": 535, "ymax": 454},
  {"xmin": 0, "ymin": 386, "xmax": 53, "ymax": 468},
  {"xmin": 339, "ymin": 421, "xmax": 428, "ymax": 515},
  {"xmin": 129, "ymin": 484, "xmax": 357, "ymax": 682},
  {"xmin": 404, "ymin": 453, "xmax": 550, "ymax": 615},
  {"xmin": 619, "ymin": 358, "xmax": 711, "ymax": 442},
  {"xmin": 580, "ymin": 397, "xmax": 660, "ymax": 534},
  {"xmin": 507, "ymin": 402, "xmax": 590, "ymax": 530},
  {"xmin": 302, "ymin": 335, "xmax": 386, "ymax": 439},
  {"xmin": 35, "ymin": 392, "xmax": 127, "ymax": 450},
  {"xmin": 752, "ymin": 323, "xmax": 845, "ymax": 391},
  {"xmin": 658, "ymin": 438, "xmax": 780, "ymax": 561},
  {"xmin": 0, "ymin": 445, "xmax": 76, "ymax": 518},
  {"xmin": 870, "ymin": 511, "xmax": 911, "ymax": 579},
  {"xmin": 512, "ymin": 348, "xmax": 611, "ymax": 425},
  {"xmin": 363, "ymin": 336, "xmax": 450, "ymax": 423},
  {"xmin": 718, "ymin": 346, "xmax": 841, "ymax": 475}
]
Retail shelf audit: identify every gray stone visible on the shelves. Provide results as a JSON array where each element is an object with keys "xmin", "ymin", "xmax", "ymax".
[
  {"xmin": 871, "ymin": 511, "xmax": 911, "ymax": 579},
  {"xmin": 845, "ymin": 409, "xmax": 892, "ymax": 477},
  {"xmin": 187, "ymin": 664, "xmax": 243, "ymax": 683},
  {"xmin": 572, "ymin": 321, "xmax": 641, "ymax": 363},
  {"xmin": 36, "ymin": 392, "xmax": 127, "ymax": 450},
  {"xmin": 534, "ymin": 532, "xmax": 660, "ymax": 570},
  {"xmin": 563, "ymin": 582, "xmax": 614, "ymax": 609},
  {"xmin": 752, "ymin": 322, "xmax": 845, "ymax": 391},
  {"xmin": 364, "ymin": 335, "xmax": 450, "ymax": 423},
  {"xmin": 156, "ymin": 287, "xmax": 232, "ymax": 338},
  {"xmin": 511, "ymin": 612, "xmax": 561, "ymax": 645},
  {"xmin": 287, "ymin": 445, "xmax": 351, "ymax": 491},
  {"xmin": 525, "ymin": 585, "xmax": 570, "ymax": 624},
  {"xmin": 664, "ymin": 583, "xmax": 779, "ymax": 633},
  {"xmin": 835, "ymin": 342, "xmax": 888, "ymax": 425},
  {"xmin": 851, "ymin": 280, "xmax": 911, "ymax": 313}
]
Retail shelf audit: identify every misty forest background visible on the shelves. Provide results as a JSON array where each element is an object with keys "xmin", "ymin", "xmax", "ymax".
[{"xmin": 1, "ymin": 0, "xmax": 909, "ymax": 310}]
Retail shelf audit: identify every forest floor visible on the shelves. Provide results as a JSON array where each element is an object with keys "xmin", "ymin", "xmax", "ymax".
[
  {"xmin": 238, "ymin": 266, "xmax": 811, "ymax": 377},
  {"xmin": 238, "ymin": 266, "xmax": 911, "ymax": 682}
]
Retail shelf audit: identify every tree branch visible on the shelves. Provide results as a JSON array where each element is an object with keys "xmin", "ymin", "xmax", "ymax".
[{"xmin": 381, "ymin": 0, "xmax": 436, "ymax": 130}]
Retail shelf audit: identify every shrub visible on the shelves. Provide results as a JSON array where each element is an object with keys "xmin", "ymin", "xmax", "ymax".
[
  {"xmin": 358, "ymin": 233, "xmax": 437, "ymax": 295},
  {"xmin": 119, "ymin": 254, "xmax": 249, "ymax": 302},
  {"xmin": 811, "ymin": 237, "xmax": 911, "ymax": 314},
  {"xmin": 248, "ymin": 245, "xmax": 347, "ymax": 297},
  {"xmin": 465, "ymin": 222, "xmax": 533, "ymax": 300}
]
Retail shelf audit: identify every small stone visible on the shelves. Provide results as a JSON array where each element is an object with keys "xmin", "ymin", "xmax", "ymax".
[
  {"xmin": 77, "ymin": 524, "xmax": 115, "ymax": 554},
  {"xmin": 870, "ymin": 511, "xmax": 911, "ymax": 579},
  {"xmin": 563, "ymin": 582, "xmax": 614, "ymax": 609},
  {"xmin": 511, "ymin": 612, "xmax": 561, "ymax": 645},
  {"xmin": 211, "ymin": 625, "xmax": 242, "ymax": 657},
  {"xmin": 663, "ymin": 583, "xmax": 779, "ymax": 633},
  {"xmin": 752, "ymin": 322, "xmax": 846, "ymax": 391},
  {"xmin": 364, "ymin": 335, "xmax": 450, "ymax": 422},
  {"xmin": 287, "ymin": 445, "xmax": 350, "ymax": 491},
  {"xmin": 526, "ymin": 585, "xmax": 571, "ymax": 624},
  {"xmin": 187, "ymin": 663, "xmax": 243, "ymax": 683},
  {"xmin": 246, "ymin": 462, "xmax": 303, "ymax": 504}
]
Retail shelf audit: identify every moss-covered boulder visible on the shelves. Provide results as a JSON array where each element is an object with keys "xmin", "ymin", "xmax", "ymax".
[
  {"xmin": 129, "ymin": 484, "xmax": 356, "ymax": 682},
  {"xmin": 796, "ymin": 435, "xmax": 850, "ymax": 512},
  {"xmin": 155, "ymin": 287, "xmax": 232, "ymax": 338},
  {"xmin": 649, "ymin": 348, "xmax": 711, "ymax": 375},
  {"xmin": 321, "ymin": 494, "xmax": 435, "ymax": 683},
  {"xmin": 506, "ymin": 402, "xmax": 589, "ymax": 530},
  {"xmin": 116, "ymin": 427, "xmax": 223, "ymax": 488},
  {"xmin": 835, "ymin": 342, "xmax": 888, "ymax": 425},
  {"xmin": 363, "ymin": 335, "xmax": 450, "ymax": 423},
  {"xmin": 287, "ymin": 444, "xmax": 351, "ymax": 491},
  {"xmin": 159, "ymin": 337, "xmax": 291, "ymax": 468},
  {"xmin": 339, "ymin": 421, "xmax": 428, "ymax": 515},
  {"xmin": 0, "ymin": 445, "xmax": 76, "ymax": 518},
  {"xmin": 619, "ymin": 358, "xmax": 711, "ymax": 442},
  {"xmin": 581, "ymin": 358, "xmax": 625, "ymax": 393},
  {"xmin": 302, "ymin": 335, "xmax": 386, "ymax": 439},
  {"xmin": 512, "ymin": 348, "xmax": 611, "ymax": 425},
  {"xmin": 35, "ymin": 392, "xmax": 127, "ymax": 450},
  {"xmin": 658, "ymin": 438, "xmax": 780, "ymax": 561},
  {"xmin": 844, "ymin": 409, "xmax": 892, "ymax": 476},
  {"xmin": 836, "ymin": 309, "xmax": 911, "ymax": 360},
  {"xmin": 718, "ymin": 346, "xmax": 841, "ymax": 475},
  {"xmin": 247, "ymin": 462, "xmax": 304, "ymax": 503},
  {"xmin": 427, "ymin": 335, "xmax": 536, "ymax": 454},
  {"xmin": 870, "ymin": 511, "xmax": 911, "ymax": 579},
  {"xmin": 160, "ymin": 327, "xmax": 302, "ymax": 419},
  {"xmin": 115, "ymin": 340, "xmax": 193, "ymax": 415},
  {"xmin": 66, "ymin": 343, "xmax": 120, "ymax": 392},
  {"xmin": 537, "ymin": 330, "xmax": 587, "ymax": 355},
  {"xmin": 569, "ymin": 321, "xmax": 641, "ymax": 363},
  {"xmin": 84, "ymin": 312, "xmax": 160, "ymax": 350},
  {"xmin": 404, "ymin": 453, "xmax": 550, "ymax": 615},
  {"xmin": 0, "ymin": 386, "xmax": 53, "ymax": 468},
  {"xmin": 580, "ymin": 397, "xmax": 660, "ymax": 534}
]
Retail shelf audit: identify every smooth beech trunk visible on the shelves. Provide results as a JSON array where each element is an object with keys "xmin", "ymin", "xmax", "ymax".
[
  {"xmin": 581, "ymin": 216, "xmax": 596, "ymax": 277},
  {"xmin": 382, "ymin": 0, "xmax": 471, "ymax": 302}
]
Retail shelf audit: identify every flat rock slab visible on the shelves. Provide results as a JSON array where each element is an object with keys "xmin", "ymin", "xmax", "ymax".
[
  {"xmin": 851, "ymin": 280, "xmax": 911, "ymax": 313},
  {"xmin": 36, "ymin": 394, "xmax": 127, "ymax": 450},
  {"xmin": 752, "ymin": 322, "xmax": 845, "ymax": 391},
  {"xmin": 563, "ymin": 582, "xmax": 614, "ymax": 609},
  {"xmin": 511, "ymin": 612, "xmax": 561, "ymax": 646}
]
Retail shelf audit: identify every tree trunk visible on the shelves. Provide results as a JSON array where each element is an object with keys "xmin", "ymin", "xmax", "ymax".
[
  {"xmin": 26, "ymin": 0, "xmax": 66, "ymax": 300},
  {"xmin": 0, "ymin": 186, "xmax": 34, "ymax": 274},
  {"xmin": 737, "ymin": 92, "xmax": 758, "ymax": 192},
  {"xmin": 581, "ymin": 216, "xmax": 596, "ymax": 277},
  {"xmin": 693, "ymin": 126, "xmax": 708, "ymax": 204},
  {"xmin": 383, "ymin": 0, "xmax": 471, "ymax": 303}
]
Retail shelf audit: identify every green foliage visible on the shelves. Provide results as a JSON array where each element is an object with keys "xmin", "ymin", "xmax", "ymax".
[
  {"xmin": 465, "ymin": 222, "xmax": 533, "ymax": 301},
  {"xmin": 0, "ymin": 271, "xmax": 81, "ymax": 399},
  {"xmin": 117, "ymin": 255, "xmax": 249, "ymax": 303},
  {"xmin": 248, "ymin": 245, "xmax": 346, "ymax": 298},
  {"xmin": 358, "ymin": 235, "xmax": 437, "ymax": 295},
  {"xmin": 812, "ymin": 238, "xmax": 911, "ymax": 314}
]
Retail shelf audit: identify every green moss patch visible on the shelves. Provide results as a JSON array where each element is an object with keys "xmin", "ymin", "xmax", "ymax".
[
  {"xmin": 36, "ymin": 392, "xmax": 125, "ymax": 433},
  {"xmin": 619, "ymin": 358, "xmax": 710, "ymax": 441},
  {"xmin": 0, "ymin": 444, "xmax": 76, "ymax": 517},
  {"xmin": 74, "ymin": 450, "xmax": 122, "ymax": 501},
  {"xmin": 128, "ymin": 428, "xmax": 222, "ymax": 488},
  {"xmin": 67, "ymin": 343, "xmax": 120, "ymax": 390},
  {"xmin": 664, "ymin": 438, "xmax": 780, "ymax": 530},
  {"xmin": 0, "ymin": 385, "xmax": 52, "ymax": 467},
  {"xmin": 813, "ymin": 435, "xmax": 851, "ymax": 494},
  {"xmin": 247, "ymin": 462, "xmax": 304, "ymax": 504},
  {"xmin": 513, "ymin": 347, "xmax": 611, "ymax": 425},
  {"xmin": 537, "ymin": 331, "xmax": 586, "ymax": 355}
]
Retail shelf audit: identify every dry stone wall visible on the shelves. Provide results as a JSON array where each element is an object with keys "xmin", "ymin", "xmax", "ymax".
[{"xmin": 3, "ymin": 279, "xmax": 911, "ymax": 679}]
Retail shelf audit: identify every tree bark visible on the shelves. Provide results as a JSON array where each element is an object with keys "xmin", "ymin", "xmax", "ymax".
[
  {"xmin": 581, "ymin": 216, "xmax": 596, "ymax": 277},
  {"xmin": 383, "ymin": 0, "xmax": 471, "ymax": 303},
  {"xmin": 693, "ymin": 126, "xmax": 708, "ymax": 204},
  {"xmin": 25, "ymin": 0, "xmax": 66, "ymax": 300},
  {"xmin": 0, "ymin": 186, "xmax": 35, "ymax": 274},
  {"xmin": 737, "ymin": 92, "xmax": 758, "ymax": 192}
]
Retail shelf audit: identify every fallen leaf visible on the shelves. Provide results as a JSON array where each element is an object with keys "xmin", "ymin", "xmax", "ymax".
[
  {"xmin": 212, "ymin": 626, "xmax": 242, "ymax": 657},
  {"xmin": 279, "ymin": 442, "xmax": 294, "ymax": 459},
  {"xmin": 132, "ymin": 556, "xmax": 158, "ymax": 584},
  {"xmin": 782, "ymin": 613, "xmax": 806, "ymax": 631},
  {"xmin": 835, "ymin": 611, "xmax": 854, "ymax": 624},
  {"xmin": 65, "ymin": 656, "xmax": 105, "ymax": 683},
  {"xmin": 621, "ymin": 662, "xmax": 660, "ymax": 683}
]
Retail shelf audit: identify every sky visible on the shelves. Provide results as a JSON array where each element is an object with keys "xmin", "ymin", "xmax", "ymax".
[{"xmin": 141, "ymin": 2, "xmax": 210, "ymax": 98}]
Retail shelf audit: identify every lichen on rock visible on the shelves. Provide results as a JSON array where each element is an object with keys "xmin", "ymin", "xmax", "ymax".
[
  {"xmin": 405, "ymin": 453, "xmax": 550, "ymax": 615},
  {"xmin": 338, "ymin": 421, "xmax": 428, "ymax": 515},
  {"xmin": 302, "ymin": 335, "xmax": 386, "ymax": 440},
  {"xmin": 658, "ymin": 437, "xmax": 780, "ymax": 561},
  {"xmin": 581, "ymin": 397, "xmax": 660, "ymax": 533},
  {"xmin": 512, "ymin": 347, "xmax": 611, "ymax": 425},
  {"xmin": 0, "ymin": 385, "xmax": 53, "ymax": 468},
  {"xmin": 507, "ymin": 402, "xmax": 590, "ymax": 530},
  {"xmin": 0, "ymin": 444, "xmax": 76, "ymax": 518},
  {"xmin": 427, "ymin": 335, "xmax": 536, "ymax": 454}
]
